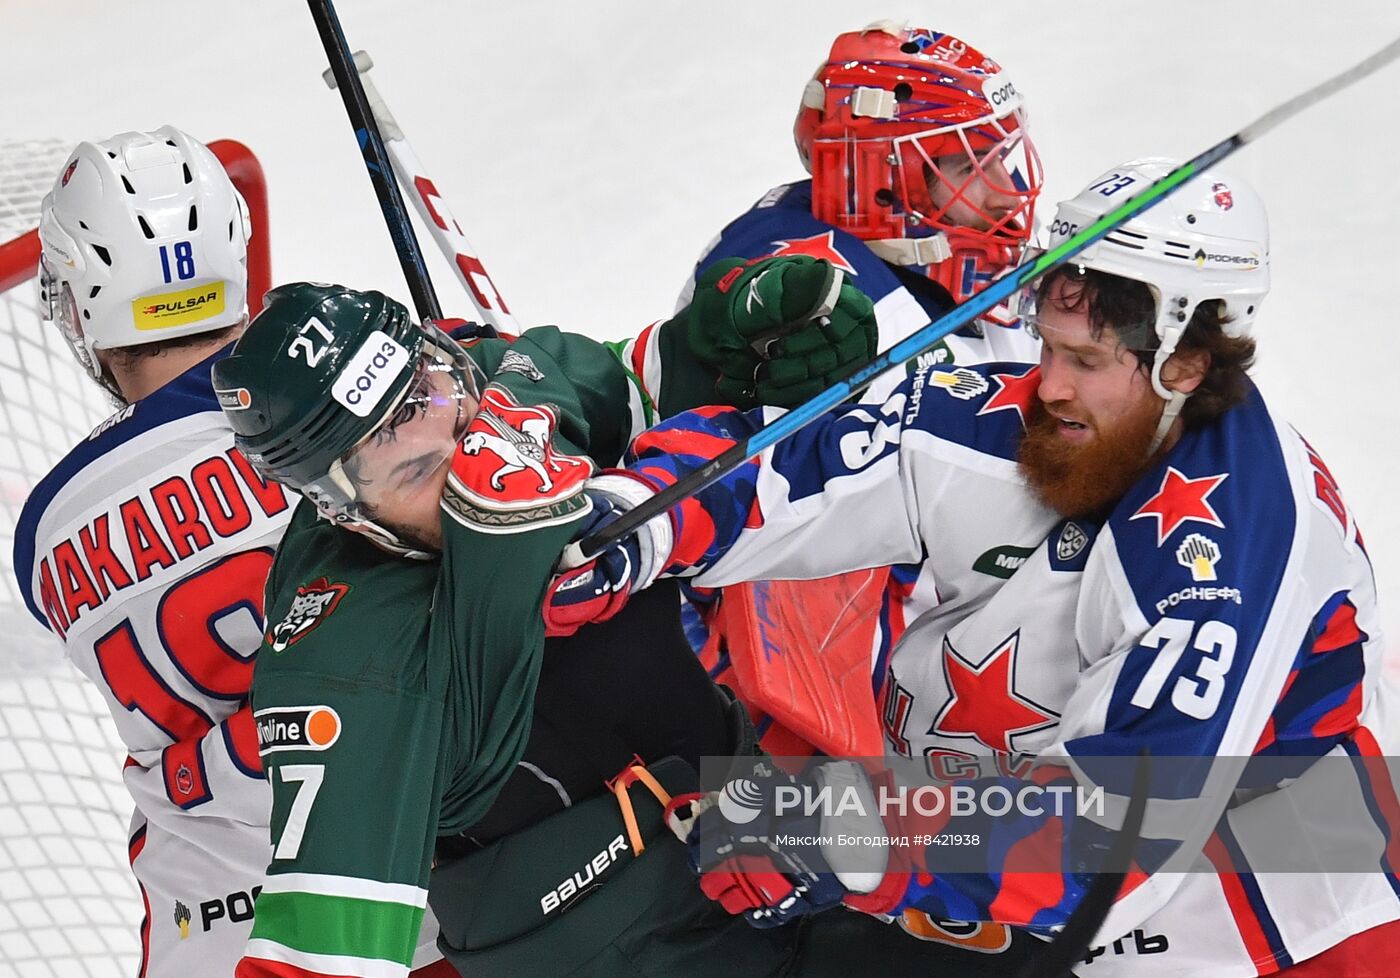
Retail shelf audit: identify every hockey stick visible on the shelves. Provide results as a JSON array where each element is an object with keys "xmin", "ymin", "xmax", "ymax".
[
  {"xmin": 305, "ymin": 0, "xmax": 443, "ymax": 323},
  {"xmin": 323, "ymin": 51, "xmax": 519, "ymax": 336},
  {"xmin": 570, "ymin": 33, "xmax": 1400, "ymax": 564},
  {"xmin": 1017, "ymin": 750, "xmax": 1150, "ymax": 978}
]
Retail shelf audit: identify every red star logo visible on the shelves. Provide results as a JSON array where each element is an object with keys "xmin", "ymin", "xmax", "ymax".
[
  {"xmin": 976, "ymin": 366, "xmax": 1040, "ymax": 427},
  {"xmin": 931, "ymin": 631, "xmax": 1059, "ymax": 754},
  {"xmin": 1130, "ymin": 467, "xmax": 1228, "ymax": 547},
  {"xmin": 769, "ymin": 231, "xmax": 857, "ymax": 275}
]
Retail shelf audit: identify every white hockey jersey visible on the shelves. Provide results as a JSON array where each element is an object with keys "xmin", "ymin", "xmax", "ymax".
[
  {"xmin": 620, "ymin": 359, "xmax": 1397, "ymax": 976},
  {"xmin": 12, "ymin": 348, "xmax": 293, "ymax": 969}
]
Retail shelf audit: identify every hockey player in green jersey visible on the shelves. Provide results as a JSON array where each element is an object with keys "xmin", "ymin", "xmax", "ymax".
[{"xmin": 217, "ymin": 278, "xmax": 1048, "ymax": 978}]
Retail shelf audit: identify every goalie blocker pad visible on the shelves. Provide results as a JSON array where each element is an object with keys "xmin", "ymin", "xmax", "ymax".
[{"xmin": 703, "ymin": 570, "xmax": 888, "ymax": 759}]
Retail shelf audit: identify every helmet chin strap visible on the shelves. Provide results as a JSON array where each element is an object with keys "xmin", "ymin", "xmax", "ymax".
[
  {"xmin": 91, "ymin": 358, "xmax": 131, "ymax": 408},
  {"xmin": 867, "ymin": 232, "xmax": 1020, "ymax": 328},
  {"xmin": 1147, "ymin": 322, "xmax": 1189, "ymax": 456},
  {"xmin": 346, "ymin": 515, "xmax": 436, "ymax": 561},
  {"xmin": 1148, "ymin": 387, "xmax": 1188, "ymax": 456},
  {"xmin": 866, "ymin": 233, "xmax": 954, "ymax": 267},
  {"xmin": 314, "ymin": 503, "xmax": 436, "ymax": 561}
]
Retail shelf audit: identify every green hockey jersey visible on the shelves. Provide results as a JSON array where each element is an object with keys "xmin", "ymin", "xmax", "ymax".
[{"xmin": 237, "ymin": 326, "xmax": 667, "ymax": 978}]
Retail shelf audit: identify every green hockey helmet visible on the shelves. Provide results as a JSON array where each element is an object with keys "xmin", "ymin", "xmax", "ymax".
[{"xmin": 213, "ymin": 282, "xmax": 482, "ymax": 551}]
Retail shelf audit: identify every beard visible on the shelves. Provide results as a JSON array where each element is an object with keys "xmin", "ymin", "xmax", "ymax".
[
  {"xmin": 362, "ymin": 507, "xmax": 442, "ymax": 557},
  {"xmin": 1017, "ymin": 398, "xmax": 1163, "ymax": 519}
]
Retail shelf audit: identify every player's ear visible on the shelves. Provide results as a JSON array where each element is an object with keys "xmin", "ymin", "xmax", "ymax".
[{"xmin": 1161, "ymin": 348, "xmax": 1208, "ymax": 395}]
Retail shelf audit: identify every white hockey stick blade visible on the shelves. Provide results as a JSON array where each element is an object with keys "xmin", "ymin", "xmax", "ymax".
[{"xmin": 325, "ymin": 51, "xmax": 520, "ymax": 334}]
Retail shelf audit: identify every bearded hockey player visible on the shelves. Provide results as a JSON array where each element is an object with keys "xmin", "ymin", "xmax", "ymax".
[
  {"xmin": 626, "ymin": 21, "xmax": 1045, "ymax": 764},
  {"xmin": 218, "ymin": 281, "xmax": 1053, "ymax": 978},
  {"xmin": 545, "ymin": 161, "xmax": 1399, "ymax": 976}
]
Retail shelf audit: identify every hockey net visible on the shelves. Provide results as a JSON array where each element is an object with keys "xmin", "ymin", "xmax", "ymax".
[{"xmin": 0, "ymin": 137, "xmax": 270, "ymax": 977}]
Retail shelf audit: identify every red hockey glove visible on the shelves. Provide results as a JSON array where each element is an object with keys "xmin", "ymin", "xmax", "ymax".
[
  {"xmin": 543, "ymin": 474, "xmax": 672, "ymax": 637},
  {"xmin": 668, "ymin": 762, "xmax": 849, "ymax": 928}
]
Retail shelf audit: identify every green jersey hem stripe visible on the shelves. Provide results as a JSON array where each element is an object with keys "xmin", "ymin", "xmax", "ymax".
[{"xmin": 251, "ymin": 890, "xmax": 423, "ymax": 965}]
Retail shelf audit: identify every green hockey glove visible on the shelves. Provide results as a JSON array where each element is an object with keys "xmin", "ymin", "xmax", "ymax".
[{"xmin": 688, "ymin": 255, "xmax": 877, "ymax": 409}]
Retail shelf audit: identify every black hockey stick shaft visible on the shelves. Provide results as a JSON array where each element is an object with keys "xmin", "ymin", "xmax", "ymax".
[
  {"xmin": 306, "ymin": 0, "xmax": 443, "ymax": 322},
  {"xmin": 1017, "ymin": 750, "xmax": 1151, "ymax": 978},
  {"xmin": 571, "ymin": 33, "xmax": 1400, "ymax": 566}
]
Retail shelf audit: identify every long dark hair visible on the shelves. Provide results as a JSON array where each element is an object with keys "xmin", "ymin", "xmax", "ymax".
[{"xmin": 1037, "ymin": 266, "xmax": 1256, "ymax": 429}]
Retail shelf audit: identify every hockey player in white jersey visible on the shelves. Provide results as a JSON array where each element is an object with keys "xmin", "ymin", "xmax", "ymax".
[
  {"xmin": 11, "ymin": 129, "xmax": 453, "ymax": 977},
  {"xmin": 544, "ymin": 161, "xmax": 1398, "ymax": 975}
]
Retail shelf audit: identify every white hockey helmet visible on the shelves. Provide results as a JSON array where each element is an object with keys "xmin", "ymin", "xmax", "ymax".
[
  {"xmin": 1038, "ymin": 157, "xmax": 1270, "ymax": 400},
  {"xmin": 37, "ymin": 126, "xmax": 252, "ymax": 384}
]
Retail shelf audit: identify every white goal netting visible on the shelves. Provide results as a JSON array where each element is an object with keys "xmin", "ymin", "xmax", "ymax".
[{"xmin": 0, "ymin": 138, "xmax": 141, "ymax": 978}]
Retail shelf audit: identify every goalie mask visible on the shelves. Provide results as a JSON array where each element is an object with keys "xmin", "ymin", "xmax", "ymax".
[
  {"xmin": 213, "ymin": 282, "xmax": 484, "ymax": 558},
  {"xmin": 37, "ymin": 127, "xmax": 252, "ymax": 396},
  {"xmin": 794, "ymin": 22, "xmax": 1042, "ymax": 313}
]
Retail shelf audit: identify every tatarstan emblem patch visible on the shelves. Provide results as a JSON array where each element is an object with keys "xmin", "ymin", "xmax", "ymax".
[
  {"xmin": 442, "ymin": 385, "xmax": 593, "ymax": 534},
  {"xmin": 268, "ymin": 577, "xmax": 350, "ymax": 652}
]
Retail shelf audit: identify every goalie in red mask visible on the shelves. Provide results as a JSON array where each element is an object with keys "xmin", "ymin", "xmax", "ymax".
[{"xmin": 616, "ymin": 20, "xmax": 1045, "ymax": 786}]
